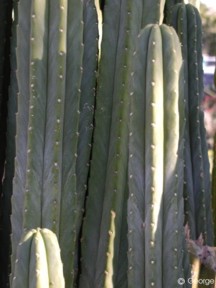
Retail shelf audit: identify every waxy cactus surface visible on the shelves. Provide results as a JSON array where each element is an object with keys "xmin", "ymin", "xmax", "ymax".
[{"xmin": 12, "ymin": 228, "xmax": 65, "ymax": 288}]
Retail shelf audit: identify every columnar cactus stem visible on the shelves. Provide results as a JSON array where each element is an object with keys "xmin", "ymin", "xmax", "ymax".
[
  {"xmin": 42, "ymin": 0, "xmax": 67, "ymax": 236},
  {"xmin": 144, "ymin": 26, "xmax": 164, "ymax": 288},
  {"xmin": 161, "ymin": 25, "xmax": 185, "ymax": 286},
  {"xmin": 29, "ymin": 231, "xmax": 49, "ymax": 287},
  {"xmin": 128, "ymin": 24, "xmax": 189, "ymax": 288},
  {"xmin": 163, "ymin": 0, "xmax": 183, "ymax": 23},
  {"xmin": 127, "ymin": 27, "xmax": 149, "ymax": 288},
  {"xmin": 11, "ymin": 0, "xmax": 32, "ymax": 276},
  {"xmin": 24, "ymin": 0, "xmax": 49, "ymax": 231},
  {"xmin": 59, "ymin": 0, "xmax": 84, "ymax": 283},
  {"xmin": 176, "ymin": 4, "xmax": 196, "ymax": 240},
  {"xmin": 76, "ymin": 0, "xmax": 98, "ymax": 271},
  {"xmin": 169, "ymin": 3, "xmax": 213, "ymax": 245},
  {"xmin": 187, "ymin": 4, "xmax": 213, "ymax": 244},
  {"xmin": 11, "ymin": 1, "xmax": 98, "ymax": 286},
  {"xmin": 142, "ymin": 0, "xmax": 166, "ymax": 27},
  {"xmin": 12, "ymin": 228, "xmax": 65, "ymax": 288},
  {"xmin": 0, "ymin": 1, "xmax": 18, "ymax": 286},
  {"xmin": 80, "ymin": 0, "xmax": 131, "ymax": 285},
  {"xmin": 80, "ymin": 0, "xmax": 149, "ymax": 286},
  {"xmin": 77, "ymin": 0, "xmax": 98, "ymax": 207}
]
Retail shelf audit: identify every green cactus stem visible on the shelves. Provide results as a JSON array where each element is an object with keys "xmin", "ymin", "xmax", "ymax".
[
  {"xmin": 24, "ymin": 0, "xmax": 50, "ymax": 231},
  {"xmin": 0, "ymin": 0, "xmax": 18, "ymax": 286},
  {"xmin": 80, "ymin": 0, "xmax": 152, "ymax": 286},
  {"xmin": 168, "ymin": 3, "xmax": 213, "ymax": 245},
  {"xmin": 163, "ymin": 0, "xmax": 183, "ymax": 23},
  {"xmin": 11, "ymin": 0, "xmax": 98, "ymax": 286},
  {"xmin": 142, "ymin": 0, "xmax": 166, "ymax": 27},
  {"xmin": 12, "ymin": 228, "xmax": 65, "ymax": 288},
  {"xmin": 128, "ymin": 23, "xmax": 189, "ymax": 288},
  {"xmin": 11, "ymin": 0, "xmax": 32, "ymax": 277}
]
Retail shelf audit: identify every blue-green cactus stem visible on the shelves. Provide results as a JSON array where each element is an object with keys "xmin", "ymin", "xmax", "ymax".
[
  {"xmin": 161, "ymin": 25, "xmax": 185, "ymax": 287},
  {"xmin": 80, "ymin": 0, "xmax": 146, "ymax": 286},
  {"xmin": 144, "ymin": 25, "xmax": 164, "ymax": 288},
  {"xmin": 11, "ymin": 1, "xmax": 98, "ymax": 286},
  {"xmin": 42, "ymin": 0, "xmax": 67, "ymax": 237},
  {"xmin": 77, "ymin": 0, "xmax": 98, "ymax": 222},
  {"xmin": 176, "ymin": 4, "xmax": 196, "ymax": 240},
  {"xmin": 80, "ymin": 0, "xmax": 130, "ymax": 285},
  {"xmin": 128, "ymin": 25, "xmax": 152, "ymax": 288},
  {"xmin": 24, "ymin": 0, "xmax": 49, "ymax": 231},
  {"xmin": 12, "ymin": 228, "xmax": 65, "ymax": 288},
  {"xmin": 97, "ymin": 1, "xmax": 149, "ymax": 286},
  {"xmin": 11, "ymin": 0, "xmax": 32, "ymax": 277},
  {"xmin": 142, "ymin": 0, "xmax": 165, "ymax": 27},
  {"xmin": 128, "ymin": 24, "xmax": 188, "ymax": 288},
  {"xmin": 12, "ymin": 229, "xmax": 35, "ymax": 287},
  {"xmin": 40, "ymin": 229, "xmax": 65, "ymax": 287},
  {"xmin": 163, "ymin": 0, "xmax": 183, "ymax": 23},
  {"xmin": 186, "ymin": 4, "xmax": 213, "ymax": 244},
  {"xmin": 0, "ymin": 1, "xmax": 18, "ymax": 286},
  {"xmin": 59, "ymin": 0, "xmax": 84, "ymax": 284},
  {"xmin": 169, "ymin": 3, "xmax": 213, "ymax": 244},
  {"xmin": 29, "ymin": 230, "xmax": 49, "ymax": 288},
  {"xmin": 76, "ymin": 0, "xmax": 98, "ymax": 277}
]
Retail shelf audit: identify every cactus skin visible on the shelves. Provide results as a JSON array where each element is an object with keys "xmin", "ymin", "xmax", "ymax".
[
  {"xmin": 11, "ymin": 0, "xmax": 50, "ymax": 277},
  {"xmin": 0, "ymin": 1, "xmax": 18, "ymax": 286},
  {"xmin": 169, "ymin": 3, "xmax": 213, "ymax": 245},
  {"xmin": 75, "ymin": 0, "xmax": 98, "ymax": 274},
  {"xmin": 24, "ymin": 0, "xmax": 50, "ymax": 231},
  {"xmin": 142, "ymin": 0, "xmax": 166, "ymax": 27},
  {"xmin": 11, "ymin": 0, "xmax": 32, "ymax": 277},
  {"xmin": 163, "ymin": 0, "xmax": 183, "ymax": 23},
  {"xmin": 12, "ymin": 228, "xmax": 65, "ymax": 288},
  {"xmin": 11, "ymin": 0, "xmax": 98, "ymax": 286},
  {"xmin": 144, "ymin": 26, "xmax": 164, "ymax": 288},
  {"xmin": 80, "ymin": 0, "xmax": 153, "ymax": 286},
  {"xmin": 128, "ymin": 24, "xmax": 189, "ymax": 288}
]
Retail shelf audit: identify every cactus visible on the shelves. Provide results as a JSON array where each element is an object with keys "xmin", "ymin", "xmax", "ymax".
[
  {"xmin": 142, "ymin": 0, "xmax": 166, "ymax": 26},
  {"xmin": 12, "ymin": 228, "xmax": 65, "ymax": 288},
  {"xmin": 11, "ymin": 0, "xmax": 98, "ymax": 286},
  {"xmin": 128, "ymin": 23, "xmax": 190, "ymax": 288},
  {"xmin": 0, "ymin": 1, "xmax": 19, "ymax": 286},
  {"xmin": 11, "ymin": 0, "xmax": 48, "ymax": 277},
  {"xmin": 168, "ymin": 3, "xmax": 213, "ymax": 245},
  {"xmin": 0, "ymin": 0, "xmax": 214, "ymax": 286},
  {"xmin": 79, "ymin": 0, "xmax": 168, "ymax": 286}
]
